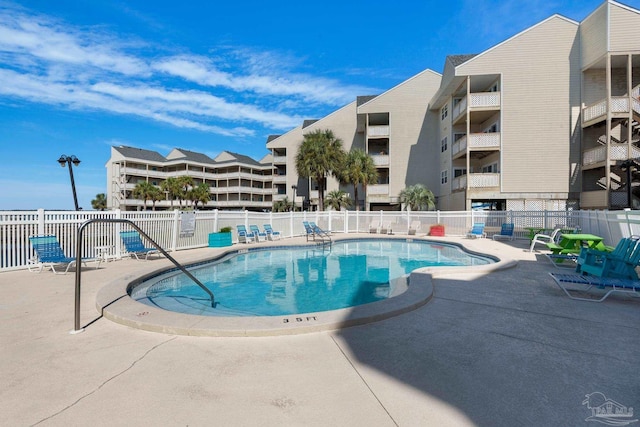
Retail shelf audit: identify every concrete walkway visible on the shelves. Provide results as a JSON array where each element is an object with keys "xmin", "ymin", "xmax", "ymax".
[{"xmin": 1, "ymin": 236, "xmax": 638, "ymax": 426}]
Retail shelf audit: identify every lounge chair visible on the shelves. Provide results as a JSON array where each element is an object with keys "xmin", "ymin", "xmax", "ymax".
[
  {"xmin": 529, "ymin": 226, "xmax": 564, "ymax": 252},
  {"xmin": 302, "ymin": 221, "xmax": 315, "ymax": 241},
  {"xmin": 576, "ymin": 236, "xmax": 640, "ymax": 280},
  {"xmin": 466, "ymin": 223, "xmax": 486, "ymax": 239},
  {"xmin": 28, "ymin": 235, "xmax": 98, "ymax": 274},
  {"xmin": 120, "ymin": 230, "xmax": 160, "ymax": 260},
  {"xmin": 548, "ymin": 272, "xmax": 640, "ymax": 302},
  {"xmin": 492, "ymin": 223, "xmax": 514, "ymax": 241},
  {"xmin": 369, "ymin": 220, "xmax": 380, "ymax": 234},
  {"xmin": 263, "ymin": 224, "xmax": 281, "ymax": 240},
  {"xmin": 408, "ymin": 221, "xmax": 421, "ymax": 235},
  {"xmin": 236, "ymin": 225, "xmax": 255, "ymax": 244},
  {"xmin": 379, "ymin": 221, "xmax": 392, "ymax": 235},
  {"xmin": 249, "ymin": 225, "xmax": 267, "ymax": 242},
  {"xmin": 310, "ymin": 222, "xmax": 330, "ymax": 237}
]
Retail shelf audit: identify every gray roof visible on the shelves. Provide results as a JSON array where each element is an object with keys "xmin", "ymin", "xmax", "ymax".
[
  {"xmin": 357, "ymin": 95, "xmax": 378, "ymax": 106},
  {"xmin": 113, "ymin": 146, "xmax": 166, "ymax": 162},
  {"xmin": 266, "ymin": 135, "xmax": 281, "ymax": 143},
  {"xmin": 302, "ymin": 119, "xmax": 319, "ymax": 129},
  {"xmin": 172, "ymin": 148, "xmax": 215, "ymax": 164},
  {"xmin": 218, "ymin": 151, "xmax": 263, "ymax": 167},
  {"xmin": 447, "ymin": 54, "xmax": 478, "ymax": 67}
]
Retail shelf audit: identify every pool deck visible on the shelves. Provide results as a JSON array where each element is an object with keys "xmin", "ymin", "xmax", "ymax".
[{"xmin": 1, "ymin": 234, "xmax": 638, "ymax": 426}]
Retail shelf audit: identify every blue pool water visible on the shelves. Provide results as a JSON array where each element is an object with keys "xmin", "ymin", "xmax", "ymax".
[{"xmin": 130, "ymin": 239, "xmax": 495, "ymax": 317}]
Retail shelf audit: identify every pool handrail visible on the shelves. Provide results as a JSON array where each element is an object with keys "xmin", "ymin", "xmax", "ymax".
[{"xmin": 73, "ymin": 218, "xmax": 216, "ymax": 334}]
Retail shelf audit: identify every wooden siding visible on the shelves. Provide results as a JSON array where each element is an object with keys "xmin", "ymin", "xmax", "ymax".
[
  {"xmin": 580, "ymin": 3, "xmax": 608, "ymax": 68},
  {"xmin": 358, "ymin": 70, "xmax": 442, "ymax": 199},
  {"xmin": 609, "ymin": 2, "xmax": 640, "ymax": 52},
  {"xmin": 457, "ymin": 17, "xmax": 580, "ymax": 194}
]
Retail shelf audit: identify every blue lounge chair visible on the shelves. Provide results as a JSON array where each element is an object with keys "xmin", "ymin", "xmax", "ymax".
[
  {"xmin": 249, "ymin": 225, "xmax": 267, "ymax": 242},
  {"xmin": 28, "ymin": 235, "xmax": 97, "ymax": 274},
  {"xmin": 548, "ymin": 272, "xmax": 640, "ymax": 302},
  {"xmin": 466, "ymin": 223, "xmax": 486, "ymax": 239},
  {"xmin": 236, "ymin": 225, "xmax": 255, "ymax": 244},
  {"xmin": 576, "ymin": 236, "xmax": 640, "ymax": 280},
  {"xmin": 120, "ymin": 230, "xmax": 160, "ymax": 260},
  {"xmin": 310, "ymin": 222, "xmax": 330, "ymax": 237},
  {"xmin": 302, "ymin": 221, "xmax": 315, "ymax": 241},
  {"xmin": 263, "ymin": 224, "xmax": 281, "ymax": 240},
  {"xmin": 492, "ymin": 223, "xmax": 514, "ymax": 241}
]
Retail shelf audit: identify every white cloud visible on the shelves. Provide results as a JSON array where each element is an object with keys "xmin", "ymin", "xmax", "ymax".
[{"xmin": 0, "ymin": 4, "xmax": 374, "ymax": 136}]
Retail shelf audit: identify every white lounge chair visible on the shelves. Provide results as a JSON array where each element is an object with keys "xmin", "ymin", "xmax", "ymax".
[
  {"xmin": 529, "ymin": 226, "xmax": 564, "ymax": 252},
  {"xmin": 408, "ymin": 221, "xmax": 421, "ymax": 235}
]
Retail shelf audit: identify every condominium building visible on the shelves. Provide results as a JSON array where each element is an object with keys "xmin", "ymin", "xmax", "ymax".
[
  {"xmin": 106, "ymin": 146, "xmax": 273, "ymax": 211},
  {"xmin": 266, "ymin": 0, "xmax": 640, "ymax": 211}
]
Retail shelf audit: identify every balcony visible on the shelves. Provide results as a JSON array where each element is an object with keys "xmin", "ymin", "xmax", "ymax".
[
  {"xmin": 272, "ymin": 155, "xmax": 287, "ymax": 163},
  {"xmin": 583, "ymin": 144, "xmax": 640, "ymax": 166},
  {"xmin": 368, "ymin": 184, "xmax": 389, "ymax": 195},
  {"xmin": 452, "ymin": 92, "xmax": 501, "ymax": 123},
  {"xmin": 371, "ymin": 154, "xmax": 389, "ymax": 166},
  {"xmin": 368, "ymin": 125, "xmax": 389, "ymax": 137},
  {"xmin": 272, "ymin": 174, "xmax": 287, "ymax": 184},
  {"xmin": 452, "ymin": 173, "xmax": 500, "ymax": 190},
  {"xmin": 452, "ymin": 133, "xmax": 500, "ymax": 158},
  {"xmin": 583, "ymin": 89, "xmax": 640, "ymax": 126}
]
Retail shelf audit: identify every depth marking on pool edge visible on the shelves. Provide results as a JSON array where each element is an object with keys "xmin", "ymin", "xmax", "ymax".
[{"xmin": 283, "ymin": 316, "xmax": 318, "ymax": 323}]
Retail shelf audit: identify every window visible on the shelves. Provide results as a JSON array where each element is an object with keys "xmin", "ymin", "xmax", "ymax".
[
  {"xmin": 484, "ymin": 123, "xmax": 498, "ymax": 133},
  {"xmin": 441, "ymin": 137, "xmax": 448, "ymax": 152},
  {"xmin": 441, "ymin": 105, "xmax": 448, "ymax": 121},
  {"xmin": 454, "ymin": 168, "xmax": 466, "ymax": 178},
  {"xmin": 441, "ymin": 170, "xmax": 448, "ymax": 184},
  {"xmin": 481, "ymin": 162, "xmax": 499, "ymax": 173},
  {"xmin": 489, "ymin": 82, "xmax": 499, "ymax": 92}
]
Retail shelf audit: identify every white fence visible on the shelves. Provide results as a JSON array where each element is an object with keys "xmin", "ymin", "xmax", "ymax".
[{"xmin": 2, "ymin": 208, "xmax": 640, "ymax": 271}]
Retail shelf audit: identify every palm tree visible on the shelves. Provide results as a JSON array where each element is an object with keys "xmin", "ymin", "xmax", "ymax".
[
  {"xmin": 132, "ymin": 181, "xmax": 162, "ymax": 210},
  {"xmin": 176, "ymin": 176, "xmax": 194, "ymax": 208},
  {"xmin": 91, "ymin": 193, "xmax": 107, "ymax": 211},
  {"xmin": 342, "ymin": 149, "xmax": 378, "ymax": 211},
  {"xmin": 295, "ymin": 129, "xmax": 346, "ymax": 211},
  {"xmin": 398, "ymin": 184, "xmax": 435, "ymax": 211},
  {"xmin": 325, "ymin": 190, "xmax": 353, "ymax": 211},
  {"xmin": 160, "ymin": 177, "xmax": 181, "ymax": 209},
  {"xmin": 190, "ymin": 182, "xmax": 211, "ymax": 208},
  {"xmin": 272, "ymin": 197, "xmax": 293, "ymax": 212}
]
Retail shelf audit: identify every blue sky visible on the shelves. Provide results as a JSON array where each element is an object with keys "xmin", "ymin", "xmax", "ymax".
[{"xmin": 1, "ymin": 0, "xmax": 638, "ymax": 210}]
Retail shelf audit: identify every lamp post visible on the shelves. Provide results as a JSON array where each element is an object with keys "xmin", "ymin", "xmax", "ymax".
[
  {"xmin": 619, "ymin": 159, "xmax": 638, "ymax": 209},
  {"xmin": 291, "ymin": 185, "xmax": 297, "ymax": 212},
  {"xmin": 58, "ymin": 155, "xmax": 81, "ymax": 211}
]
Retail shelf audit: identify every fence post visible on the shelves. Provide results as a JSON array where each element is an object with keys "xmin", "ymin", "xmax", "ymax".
[
  {"xmin": 328, "ymin": 209, "xmax": 332, "ymax": 231},
  {"xmin": 171, "ymin": 209, "xmax": 180, "ymax": 251},
  {"xmin": 290, "ymin": 210, "xmax": 294, "ymax": 238},
  {"xmin": 344, "ymin": 210, "xmax": 348, "ymax": 233},
  {"xmin": 213, "ymin": 209, "xmax": 219, "ymax": 234},
  {"xmin": 244, "ymin": 210, "xmax": 249, "ymax": 229},
  {"xmin": 37, "ymin": 208, "xmax": 45, "ymax": 235}
]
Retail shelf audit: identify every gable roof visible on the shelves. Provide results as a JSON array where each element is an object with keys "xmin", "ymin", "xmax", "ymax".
[{"xmin": 112, "ymin": 145, "xmax": 166, "ymax": 163}]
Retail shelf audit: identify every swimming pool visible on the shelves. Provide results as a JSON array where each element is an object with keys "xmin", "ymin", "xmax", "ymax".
[{"xmin": 129, "ymin": 239, "xmax": 495, "ymax": 317}]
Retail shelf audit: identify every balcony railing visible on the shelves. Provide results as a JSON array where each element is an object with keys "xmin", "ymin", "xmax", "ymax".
[
  {"xmin": 371, "ymin": 154, "xmax": 389, "ymax": 166},
  {"xmin": 272, "ymin": 155, "xmax": 287, "ymax": 163},
  {"xmin": 272, "ymin": 175, "xmax": 287, "ymax": 184},
  {"xmin": 451, "ymin": 133, "xmax": 500, "ymax": 157},
  {"xmin": 452, "ymin": 92, "xmax": 501, "ymax": 122},
  {"xmin": 452, "ymin": 173, "xmax": 500, "ymax": 190},
  {"xmin": 368, "ymin": 125, "xmax": 390, "ymax": 137},
  {"xmin": 583, "ymin": 144, "xmax": 640, "ymax": 165},
  {"xmin": 368, "ymin": 184, "xmax": 389, "ymax": 195},
  {"xmin": 583, "ymin": 94, "xmax": 640, "ymax": 124}
]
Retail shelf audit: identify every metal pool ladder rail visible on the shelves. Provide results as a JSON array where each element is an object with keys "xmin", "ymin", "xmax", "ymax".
[{"xmin": 71, "ymin": 218, "xmax": 216, "ymax": 334}]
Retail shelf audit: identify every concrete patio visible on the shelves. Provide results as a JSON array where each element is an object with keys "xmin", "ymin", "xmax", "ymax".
[{"xmin": 1, "ymin": 236, "xmax": 638, "ymax": 426}]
